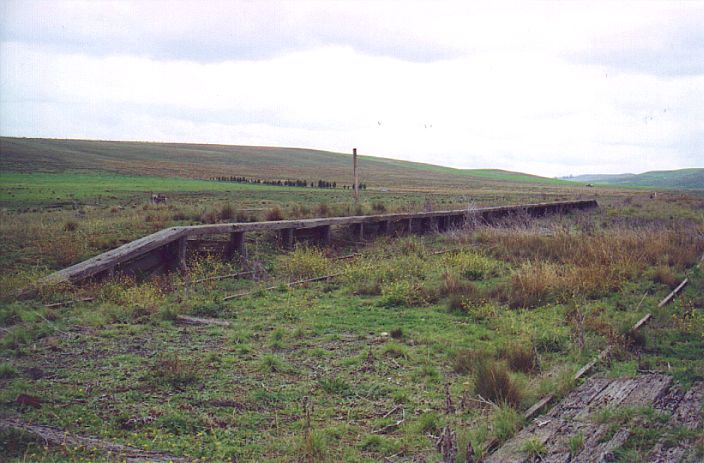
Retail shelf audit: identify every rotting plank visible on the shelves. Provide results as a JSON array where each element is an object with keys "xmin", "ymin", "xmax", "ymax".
[
  {"xmin": 176, "ymin": 315, "xmax": 231, "ymax": 327},
  {"xmin": 488, "ymin": 375, "xmax": 703, "ymax": 463},
  {"xmin": 37, "ymin": 227, "xmax": 188, "ymax": 287},
  {"xmin": 657, "ymin": 278, "xmax": 689, "ymax": 307}
]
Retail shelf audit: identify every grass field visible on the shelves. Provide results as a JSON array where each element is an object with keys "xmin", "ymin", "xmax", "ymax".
[
  {"xmin": 0, "ymin": 137, "xmax": 580, "ymax": 191},
  {"xmin": 1, "ymin": 140, "xmax": 703, "ymax": 462},
  {"xmin": 565, "ymin": 168, "xmax": 704, "ymax": 189}
]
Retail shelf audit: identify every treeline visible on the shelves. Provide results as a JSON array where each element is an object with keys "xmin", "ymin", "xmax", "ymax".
[{"xmin": 211, "ymin": 176, "xmax": 367, "ymax": 190}]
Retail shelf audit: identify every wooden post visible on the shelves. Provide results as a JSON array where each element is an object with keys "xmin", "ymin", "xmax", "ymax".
[
  {"xmin": 407, "ymin": 218, "xmax": 413, "ymax": 234},
  {"xmin": 226, "ymin": 231, "xmax": 245, "ymax": 259},
  {"xmin": 177, "ymin": 237, "xmax": 190, "ymax": 297},
  {"xmin": 280, "ymin": 228, "xmax": 295, "ymax": 249},
  {"xmin": 318, "ymin": 225, "xmax": 331, "ymax": 245},
  {"xmin": 353, "ymin": 148, "xmax": 359, "ymax": 204},
  {"xmin": 351, "ymin": 223, "xmax": 364, "ymax": 241}
]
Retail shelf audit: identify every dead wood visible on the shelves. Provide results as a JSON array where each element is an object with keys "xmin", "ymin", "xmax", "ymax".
[
  {"xmin": 45, "ymin": 297, "xmax": 95, "ymax": 308},
  {"xmin": 657, "ymin": 278, "xmax": 688, "ymax": 307},
  {"xmin": 175, "ymin": 314, "xmax": 231, "ymax": 326},
  {"xmin": 191, "ymin": 270, "xmax": 254, "ymax": 284},
  {"xmin": 0, "ymin": 416, "xmax": 190, "ymax": 462},
  {"xmin": 222, "ymin": 272, "xmax": 343, "ymax": 301}
]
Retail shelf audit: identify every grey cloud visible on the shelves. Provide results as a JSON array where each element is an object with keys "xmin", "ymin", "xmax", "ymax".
[
  {"xmin": 0, "ymin": 1, "xmax": 461, "ymax": 63},
  {"xmin": 565, "ymin": 14, "xmax": 704, "ymax": 77}
]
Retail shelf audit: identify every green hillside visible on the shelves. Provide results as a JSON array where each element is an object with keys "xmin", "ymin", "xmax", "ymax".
[
  {"xmin": 0, "ymin": 137, "xmax": 572, "ymax": 190},
  {"xmin": 566, "ymin": 169, "xmax": 704, "ymax": 189}
]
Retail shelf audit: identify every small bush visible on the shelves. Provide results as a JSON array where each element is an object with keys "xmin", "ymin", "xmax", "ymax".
[
  {"xmin": 474, "ymin": 359, "xmax": 522, "ymax": 407},
  {"xmin": 315, "ymin": 203, "xmax": 331, "ymax": 217},
  {"xmin": 380, "ymin": 280, "xmax": 428, "ymax": 307},
  {"xmin": 219, "ymin": 203, "xmax": 235, "ymax": 221},
  {"xmin": 319, "ymin": 376, "xmax": 349, "ymax": 395},
  {"xmin": 191, "ymin": 301, "xmax": 227, "ymax": 318},
  {"xmin": 371, "ymin": 201, "xmax": 386, "ymax": 213},
  {"xmin": 265, "ymin": 206, "xmax": 284, "ymax": 221},
  {"xmin": 534, "ymin": 332, "xmax": 568, "ymax": 353},
  {"xmin": 360, "ymin": 434, "xmax": 399, "ymax": 454},
  {"xmin": 172, "ymin": 211, "xmax": 188, "ymax": 221},
  {"xmin": 382, "ymin": 342, "xmax": 410, "ymax": 360},
  {"xmin": 508, "ymin": 261, "xmax": 558, "ymax": 308},
  {"xmin": 493, "ymin": 405, "xmax": 522, "ymax": 442},
  {"xmin": 652, "ymin": 265, "xmax": 678, "ymax": 288},
  {"xmin": 63, "ymin": 220, "xmax": 78, "ymax": 232},
  {"xmin": 0, "ymin": 362, "xmax": 18, "ymax": 379},
  {"xmin": 500, "ymin": 343, "xmax": 539, "ymax": 374},
  {"xmin": 521, "ymin": 437, "xmax": 547, "ymax": 458},
  {"xmin": 156, "ymin": 411, "xmax": 203, "ymax": 434},
  {"xmin": 568, "ymin": 432, "xmax": 584, "ymax": 456},
  {"xmin": 258, "ymin": 353, "xmax": 287, "ymax": 373},
  {"xmin": 452, "ymin": 349, "xmax": 483, "ymax": 375},
  {"xmin": 417, "ymin": 412, "xmax": 441, "ymax": 434},
  {"xmin": 43, "ymin": 235, "xmax": 85, "ymax": 267},
  {"xmin": 200, "ymin": 208, "xmax": 219, "ymax": 224},
  {"xmin": 275, "ymin": 247, "xmax": 330, "ymax": 281},
  {"xmin": 151, "ymin": 353, "xmax": 200, "ymax": 387},
  {"xmin": 443, "ymin": 252, "xmax": 500, "ymax": 280}
]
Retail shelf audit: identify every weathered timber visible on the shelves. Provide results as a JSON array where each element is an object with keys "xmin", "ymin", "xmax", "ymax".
[
  {"xmin": 37, "ymin": 200, "xmax": 597, "ymax": 288},
  {"xmin": 191, "ymin": 270, "xmax": 254, "ymax": 284},
  {"xmin": 223, "ymin": 272, "xmax": 343, "ymax": 301},
  {"xmin": 488, "ymin": 375, "xmax": 702, "ymax": 463},
  {"xmin": 657, "ymin": 278, "xmax": 688, "ymax": 307},
  {"xmin": 0, "ymin": 416, "xmax": 190, "ymax": 462},
  {"xmin": 176, "ymin": 315, "xmax": 231, "ymax": 326},
  {"xmin": 45, "ymin": 297, "xmax": 96, "ymax": 308},
  {"xmin": 225, "ymin": 231, "xmax": 245, "ymax": 258},
  {"xmin": 317, "ymin": 225, "xmax": 331, "ymax": 245},
  {"xmin": 279, "ymin": 228, "xmax": 294, "ymax": 249},
  {"xmin": 38, "ymin": 227, "xmax": 188, "ymax": 286}
]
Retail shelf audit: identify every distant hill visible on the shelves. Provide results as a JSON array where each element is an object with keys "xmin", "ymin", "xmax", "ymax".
[
  {"xmin": 0, "ymin": 137, "xmax": 573, "ymax": 190},
  {"xmin": 562, "ymin": 169, "xmax": 704, "ymax": 189}
]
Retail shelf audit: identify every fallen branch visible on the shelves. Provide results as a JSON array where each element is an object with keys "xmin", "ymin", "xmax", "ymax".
[
  {"xmin": 176, "ymin": 315, "xmax": 231, "ymax": 327},
  {"xmin": 372, "ymin": 418, "xmax": 405, "ymax": 434},
  {"xmin": 223, "ymin": 272, "xmax": 343, "ymax": 301},
  {"xmin": 0, "ymin": 416, "xmax": 190, "ymax": 462},
  {"xmin": 191, "ymin": 270, "xmax": 254, "ymax": 284},
  {"xmin": 45, "ymin": 297, "xmax": 95, "ymax": 308},
  {"xmin": 657, "ymin": 279, "xmax": 688, "ymax": 307}
]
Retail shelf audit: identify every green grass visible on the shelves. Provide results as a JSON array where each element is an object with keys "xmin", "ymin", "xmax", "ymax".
[
  {"xmin": 566, "ymin": 168, "xmax": 704, "ymax": 190},
  {"xmin": 0, "ymin": 144, "xmax": 703, "ymax": 462},
  {"xmin": 0, "ymin": 171, "xmax": 278, "ymax": 206},
  {"xmin": 0, "ymin": 136, "xmax": 582, "ymax": 191}
]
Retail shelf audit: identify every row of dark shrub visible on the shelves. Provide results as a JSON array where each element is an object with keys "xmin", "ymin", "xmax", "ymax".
[{"xmin": 210, "ymin": 176, "xmax": 367, "ymax": 190}]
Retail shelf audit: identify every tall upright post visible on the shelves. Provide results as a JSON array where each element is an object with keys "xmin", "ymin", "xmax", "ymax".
[{"xmin": 353, "ymin": 148, "xmax": 359, "ymax": 204}]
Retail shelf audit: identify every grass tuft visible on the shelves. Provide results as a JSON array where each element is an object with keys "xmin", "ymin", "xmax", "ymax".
[{"xmin": 474, "ymin": 359, "xmax": 523, "ymax": 407}]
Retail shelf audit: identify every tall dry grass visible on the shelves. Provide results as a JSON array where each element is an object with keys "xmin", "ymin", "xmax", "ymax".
[{"xmin": 476, "ymin": 224, "xmax": 703, "ymax": 307}]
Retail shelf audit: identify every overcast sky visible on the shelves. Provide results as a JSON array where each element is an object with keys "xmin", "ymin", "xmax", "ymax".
[{"xmin": 1, "ymin": 1, "xmax": 703, "ymax": 176}]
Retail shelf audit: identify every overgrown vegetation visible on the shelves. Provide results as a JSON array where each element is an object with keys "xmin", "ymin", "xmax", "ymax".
[{"xmin": 1, "ymin": 165, "xmax": 703, "ymax": 462}]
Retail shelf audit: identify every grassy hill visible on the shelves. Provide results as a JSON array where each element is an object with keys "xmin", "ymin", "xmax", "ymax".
[
  {"xmin": 565, "ymin": 169, "xmax": 704, "ymax": 189},
  {"xmin": 0, "ymin": 137, "xmax": 573, "ymax": 190}
]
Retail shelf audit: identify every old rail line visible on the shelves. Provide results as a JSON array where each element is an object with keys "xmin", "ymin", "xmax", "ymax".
[{"xmin": 38, "ymin": 199, "xmax": 597, "ymax": 288}]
